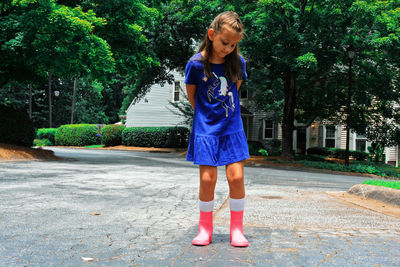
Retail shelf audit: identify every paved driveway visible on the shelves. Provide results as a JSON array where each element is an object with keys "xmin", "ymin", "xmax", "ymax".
[{"xmin": 0, "ymin": 148, "xmax": 399, "ymax": 266}]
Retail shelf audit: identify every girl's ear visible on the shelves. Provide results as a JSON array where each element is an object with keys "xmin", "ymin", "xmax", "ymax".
[{"xmin": 208, "ymin": 28, "xmax": 215, "ymax": 41}]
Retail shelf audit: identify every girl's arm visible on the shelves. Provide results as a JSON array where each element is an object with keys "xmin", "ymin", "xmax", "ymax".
[
  {"xmin": 237, "ymin": 80, "xmax": 243, "ymax": 91},
  {"xmin": 186, "ymin": 84, "xmax": 197, "ymax": 110}
]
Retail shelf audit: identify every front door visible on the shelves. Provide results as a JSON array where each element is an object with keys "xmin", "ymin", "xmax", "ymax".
[{"xmin": 296, "ymin": 128, "xmax": 306, "ymax": 154}]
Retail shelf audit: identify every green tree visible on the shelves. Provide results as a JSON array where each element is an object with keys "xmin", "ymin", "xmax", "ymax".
[
  {"xmin": 2, "ymin": 0, "xmax": 114, "ymax": 128},
  {"xmin": 91, "ymin": 0, "xmax": 164, "ymax": 114},
  {"xmin": 242, "ymin": 0, "xmax": 400, "ymax": 159}
]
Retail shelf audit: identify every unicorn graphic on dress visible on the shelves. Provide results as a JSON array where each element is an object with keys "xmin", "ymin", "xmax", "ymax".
[{"xmin": 207, "ymin": 72, "xmax": 235, "ymax": 117}]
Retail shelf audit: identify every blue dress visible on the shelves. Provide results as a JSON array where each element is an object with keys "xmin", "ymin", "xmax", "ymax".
[{"xmin": 185, "ymin": 53, "xmax": 250, "ymax": 166}]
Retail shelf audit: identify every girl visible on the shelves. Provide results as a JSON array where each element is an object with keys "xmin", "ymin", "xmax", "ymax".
[{"xmin": 185, "ymin": 11, "xmax": 249, "ymax": 247}]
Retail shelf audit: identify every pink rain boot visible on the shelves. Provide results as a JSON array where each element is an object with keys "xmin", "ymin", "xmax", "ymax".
[
  {"xmin": 230, "ymin": 210, "xmax": 248, "ymax": 247},
  {"xmin": 192, "ymin": 211, "xmax": 213, "ymax": 246}
]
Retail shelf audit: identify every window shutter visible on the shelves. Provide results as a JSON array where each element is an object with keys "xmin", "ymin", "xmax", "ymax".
[
  {"xmin": 335, "ymin": 126, "xmax": 341, "ymax": 148},
  {"xmin": 318, "ymin": 125, "xmax": 323, "ymax": 147}
]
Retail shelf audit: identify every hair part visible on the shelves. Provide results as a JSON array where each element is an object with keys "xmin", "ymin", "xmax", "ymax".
[{"xmin": 197, "ymin": 11, "xmax": 244, "ymax": 82}]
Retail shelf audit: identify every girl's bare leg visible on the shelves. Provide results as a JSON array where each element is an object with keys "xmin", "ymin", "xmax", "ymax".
[
  {"xmin": 199, "ymin": 165, "xmax": 218, "ymax": 201},
  {"xmin": 225, "ymin": 161, "xmax": 245, "ymax": 199}
]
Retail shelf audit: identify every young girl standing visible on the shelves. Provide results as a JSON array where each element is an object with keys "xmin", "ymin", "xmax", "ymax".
[{"xmin": 185, "ymin": 11, "xmax": 249, "ymax": 247}]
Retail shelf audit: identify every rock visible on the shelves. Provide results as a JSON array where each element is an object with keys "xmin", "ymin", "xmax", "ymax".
[{"xmin": 348, "ymin": 184, "xmax": 400, "ymax": 207}]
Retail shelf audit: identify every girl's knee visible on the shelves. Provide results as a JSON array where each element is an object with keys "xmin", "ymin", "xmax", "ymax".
[
  {"xmin": 200, "ymin": 173, "xmax": 217, "ymax": 185},
  {"xmin": 200, "ymin": 165, "xmax": 217, "ymax": 184},
  {"xmin": 227, "ymin": 173, "xmax": 244, "ymax": 184}
]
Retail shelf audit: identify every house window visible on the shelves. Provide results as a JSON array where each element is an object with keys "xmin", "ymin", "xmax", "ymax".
[
  {"xmin": 356, "ymin": 133, "xmax": 367, "ymax": 152},
  {"xmin": 325, "ymin": 126, "xmax": 335, "ymax": 148},
  {"xmin": 174, "ymin": 81, "xmax": 181, "ymax": 101},
  {"xmin": 264, "ymin": 119, "xmax": 274, "ymax": 139},
  {"xmin": 240, "ymin": 87, "xmax": 248, "ymax": 99}
]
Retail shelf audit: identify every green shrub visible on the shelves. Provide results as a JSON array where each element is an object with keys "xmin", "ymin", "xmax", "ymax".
[
  {"xmin": 36, "ymin": 128, "xmax": 57, "ymax": 145},
  {"xmin": 367, "ymin": 143, "xmax": 386, "ymax": 163},
  {"xmin": 0, "ymin": 105, "xmax": 35, "ymax": 147},
  {"xmin": 307, "ymin": 147, "xmax": 368, "ymax": 161},
  {"xmin": 350, "ymin": 150, "xmax": 368, "ymax": 161},
  {"xmin": 328, "ymin": 148, "xmax": 368, "ymax": 161},
  {"xmin": 33, "ymin": 138, "xmax": 52, "ymax": 146},
  {"xmin": 268, "ymin": 147, "xmax": 282, "ymax": 156},
  {"xmin": 55, "ymin": 124, "xmax": 98, "ymax": 146},
  {"xmin": 266, "ymin": 139, "xmax": 281, "ymax": 148},
  {"xmin": 100, "ymin": 124, "xmax": 126, "ymax": 147},
  {"xmin": 258, "ymin": 149, "xmax": 269, "ymax": 156},
  {"xmin": 298, "ymin": 160, "xmax": 400, "ymax": 178},
  {"xmin": 330, "ymin": 148, "xmax": 347, "ymax": 159},
  {"xmin": 306, "ymin": 147, "xmax": 333, "ymax": 156},
  {"xmin": 295, "ymin": 154, "xmax": 326, "ymax": 162},
  {"xmin": 122, "ymin": 127, "xmax": 190, "ymax": 148},
  {"xmin": 248, "ymin": 141, "xmax": 264, "ymax": 155}
]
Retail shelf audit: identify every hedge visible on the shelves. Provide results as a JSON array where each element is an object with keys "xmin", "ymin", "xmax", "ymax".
[
  {"xmin": 299, "ymin": 160, "xmax": 400, "ymax": 178},
  {"xmin": 306, "ymin": 147, "xmax": 333, "ymax": 156},
  {"xmin": 248, "ymin": 141, "xmax": 264, "ymax": 155},
  {"xmin": 295, "ymin": 154, "xmax": 327, "ymax": 162},
  {"xmin": 33, "ymin": 138, "xmax": 52, "ymax": 147},
  {"xmin": 36, "ymin": 128, "xmax": 57, "ymax": 145},
  {"xmin": 100, "ymin": 124, "xmax": 125, "ymax": 147},
  {"xmin": 306, "ymin": 147, "xmax": 368, "ymax": 161},
  {"xmin": 55, "ymin": 124, "xmax": 98, "ymax": 146},
  {"xmin": 0, "ymin": 105, "xmax": 35, "ymax": 147},
  {"xmin": 266, "ymin": 139, "xmax": 281, "ymax": 148},
  {"xmin": 122, "ymin": 127, "xmax": 190, "ymax": 148}
]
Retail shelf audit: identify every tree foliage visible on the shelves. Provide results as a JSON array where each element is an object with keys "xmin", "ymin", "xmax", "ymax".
[
  {"xmin": 2, "ymin": 0, "xmax": 400, "ymax": 153},
  {"xmin": 242, "ymin": 0, "xmax": 400, "ymax": 157}
]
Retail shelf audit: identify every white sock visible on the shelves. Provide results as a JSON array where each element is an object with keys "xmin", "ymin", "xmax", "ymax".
[
  {"xmin": 199, "ymin": 199, "xmax": 214, "ymax": 212},
  {"xmin": 229, "ymin": 197, "xmax": 245, "ymax": 211}
]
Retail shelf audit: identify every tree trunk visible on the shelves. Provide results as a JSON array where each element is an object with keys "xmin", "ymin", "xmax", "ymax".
[
  {"xmin": 71, "ymin": 77, "xmax": 78, "ymax": 124},
  {"xmin": 48, "ymin": 71, "xmax": 53, "ymax": 128},
  {"xmin": 29, "ymin": 84, "xmax": 32, "ymax": 119},
  {"xmin": 345, "ymin": 58, "xmax": 353, "ymax": 166},
  {"xmin": 281, "ymin": 72, "xmax": 296, "ymax": 160}
]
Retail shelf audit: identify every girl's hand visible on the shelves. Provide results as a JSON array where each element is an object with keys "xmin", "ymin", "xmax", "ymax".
[{"xmin": 186, "ymin": 84, "xmax": 197, "ymax": 110}]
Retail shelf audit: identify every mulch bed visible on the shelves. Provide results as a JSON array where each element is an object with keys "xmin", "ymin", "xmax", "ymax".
[{"xmin": 0, "ymin": 143, "xmax": 58, "ymax": 161}]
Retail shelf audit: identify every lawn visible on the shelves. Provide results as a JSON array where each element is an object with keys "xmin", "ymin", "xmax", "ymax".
[
  {"xmin": 84, "ymin": 145, "xmax": 105, "ymax": 148},
  {"xmin": 297, "ymin": 160, "xmax": 400, "ymax": 178},
  {"xmin": 363, "ymin": 180, "xmax": 400, "ymax": 190},
  {"xmin": 264, "ymin": 157, "xmax": 400, "ymax": 179}
]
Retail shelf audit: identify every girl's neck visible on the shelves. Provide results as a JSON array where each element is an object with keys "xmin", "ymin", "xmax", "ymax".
[{"xmin": 201, "ymin": 51, "xmax": 225, "ymax": 64}]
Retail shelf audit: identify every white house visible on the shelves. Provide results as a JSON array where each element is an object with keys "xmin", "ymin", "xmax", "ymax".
[
  {"xmin": 125, "ymin": 71, "xmax": 400, "ymax": 166},
  {"xmin": 309, "ymin": 124, "xmax": 399, "ymax": 166},
  {"xmin": 125, "ymin": 71, "xmax": 186, "ymax": 127}
]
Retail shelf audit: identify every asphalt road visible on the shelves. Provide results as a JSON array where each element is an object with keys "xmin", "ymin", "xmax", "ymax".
[{"xmin": 0, "ymin": 148, "xmax": 399, "ymax": 266}]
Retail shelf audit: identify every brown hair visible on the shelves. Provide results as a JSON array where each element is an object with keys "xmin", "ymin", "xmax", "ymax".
[{"xmin": 197, "ymin": 11, "xmax": 244, "ymax": 82}]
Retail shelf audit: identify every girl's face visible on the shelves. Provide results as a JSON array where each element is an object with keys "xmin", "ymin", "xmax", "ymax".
[{"xmin": 208, "ymin": 25, "xmax": 241, "ymax": 62}]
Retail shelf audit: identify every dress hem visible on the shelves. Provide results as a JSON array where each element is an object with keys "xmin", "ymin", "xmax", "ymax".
[
  {"xmin": 192, "ymin": 130, "xmax": 246, "ymax": 138},
  {"xmin": 187, "ymin": 154, "xmax": 250, "ymax": 167}
]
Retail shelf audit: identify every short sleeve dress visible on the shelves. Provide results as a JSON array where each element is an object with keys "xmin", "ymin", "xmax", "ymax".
[{"xmin": 185, "ymin": 53, "xmax": 250, "ymax": 166}]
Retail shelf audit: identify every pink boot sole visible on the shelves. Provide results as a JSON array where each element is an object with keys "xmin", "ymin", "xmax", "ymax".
[
  {"xmin": 230, "ymin": 210, "xmax": 248, "ymax": 247},
  {"xmin": 192, "ymin": 211, "xmax": 213, "ymax": 246}
]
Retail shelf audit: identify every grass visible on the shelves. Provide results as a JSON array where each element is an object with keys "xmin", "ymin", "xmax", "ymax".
[
  {"xmin": 297, "ymin": 160, "xmax": 400, "ymax": 178},
  {"xmin": 84, "ymin": 144, "xmax": 105, "ymax": 148},
  {"xmin": 263, "ymin": 156, "xmax": 400, "ymax": 178},
  {"xmin": 362, "ymin": 180, "xmax": 400, "ymax": 190}
]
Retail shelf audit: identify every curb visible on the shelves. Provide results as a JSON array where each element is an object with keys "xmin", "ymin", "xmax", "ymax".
[
  {"xmin": 48, "ymin": 146, "xmax": 186, "ymax": 154},
  {"xmin": 348, "ymin": 184, "xmax": 400, "ymax": 207}
]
